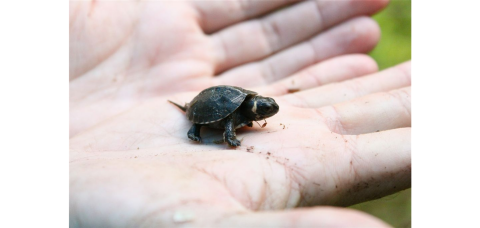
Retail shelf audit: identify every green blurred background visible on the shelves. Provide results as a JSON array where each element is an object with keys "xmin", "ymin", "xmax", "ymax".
[
  {"xmin": 369, "ymin": 0, "xmax": 411, "ymax": 70},
  {"xmin": 350, "ymin": 1, "xmax": 411, "ymax": 227}
]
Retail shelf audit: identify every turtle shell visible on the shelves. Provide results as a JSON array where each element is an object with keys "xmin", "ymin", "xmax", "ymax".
[{"xmin": 186, "ymin": 86, "xmax": 257, "ymax": 124}]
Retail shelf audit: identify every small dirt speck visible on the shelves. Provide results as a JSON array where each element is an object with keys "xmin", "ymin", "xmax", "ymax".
[
  {"xmin": 134, "ymin": 156, "xmax": 137, "ymax": 158},
  {"xmin": 287, "ymin": 88, "xmax": 300, "ymax": 93}
]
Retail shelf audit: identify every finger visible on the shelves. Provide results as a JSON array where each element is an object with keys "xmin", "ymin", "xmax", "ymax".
[
  {"xmin": 211, "ymin": 0, "xmax": 388, "ymax": 73},
  {"xmin": 258, "ymin": 54, "xmax": 378, "ymax": 96},
  {"xmin": 273, "ymin": 128, "xmax": 410, "ymax": 207},
  {"xmin": 191, "ymin": 0, "xmax": 302, "ymax": 33},
  {"xmin": 220, "ymin": 207, "xmax": 391, "ymax": 228},
  {"xmin": 333, "ymin": 128, "xmax": 411, "ymax": 206},
  {"xmin": 281, "ymin": 61, "xmax": 411, "ymax": 109},
  {"xmin": 214, "ymin": 17, "xmax": 381, "ymax": 86},
  {"xmin": 315, "ymin": 87, "xmax": 411, "ymax": 135}
]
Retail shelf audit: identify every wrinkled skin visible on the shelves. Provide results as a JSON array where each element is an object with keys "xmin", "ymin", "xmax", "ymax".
[{"xmin": 70, "ymin": 0, "xmax": 411, "ymax": 227}]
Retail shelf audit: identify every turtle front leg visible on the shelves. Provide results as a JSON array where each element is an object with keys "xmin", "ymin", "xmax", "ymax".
[
  {"xmin": 224, "ymin": 116, "xmax": 241, "ymax": 146},
  {"xmin": 187, "ymin": 124, "xmax": 202, "ymax": 142}
]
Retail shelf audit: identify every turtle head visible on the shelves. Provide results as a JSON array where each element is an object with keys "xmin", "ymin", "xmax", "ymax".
[{"xmin": 242, "ymin": 95, "xmax": 279, "ymax": 121}]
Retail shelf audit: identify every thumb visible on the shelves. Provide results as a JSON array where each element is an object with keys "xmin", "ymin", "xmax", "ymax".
[{"xmin": 218, "ymin": 206, "xmax": 391, "ymax": 228}]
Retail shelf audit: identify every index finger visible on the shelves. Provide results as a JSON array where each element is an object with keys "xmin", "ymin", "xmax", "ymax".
[{"xmin": 191, "ymin": 0, "xmax": 302, "ymax": 33}]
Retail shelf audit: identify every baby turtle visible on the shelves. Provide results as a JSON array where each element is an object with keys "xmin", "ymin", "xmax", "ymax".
[{"xmin": 168, "ymin": 85, "xmax": 279, "ymax": 146}]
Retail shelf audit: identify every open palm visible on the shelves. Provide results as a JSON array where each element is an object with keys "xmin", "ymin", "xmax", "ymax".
[
  {"xmin": 70, "ymin": 0, "xmax": 389, "ymax": 137},
  {"xmin": 70, "ymin": 59, "xmax": 411, "ymax": 227},
  {"xmin": 70, "ymin": 0, "xmax": 411, "ymax": 227}
]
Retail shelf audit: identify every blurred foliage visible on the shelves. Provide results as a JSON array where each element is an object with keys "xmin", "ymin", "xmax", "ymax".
[
  {"xmin": 351, "ymin": 1, "xmax": 411, "ymax": 228},
  {"xmin": 369, "ymin": 0, "xmax": 411, "ymax": 70},
  {"xmin": 351, "ymin": 189, "xmax": 411, "ymax": 228}
]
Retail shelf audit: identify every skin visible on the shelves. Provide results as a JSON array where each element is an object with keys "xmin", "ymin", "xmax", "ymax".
[
  {"xmin": 70, "ymin": 1, "xmax": 411, "ymax": 227},
  {"xmin": 70, "ymin": 0, "xmax": 387, "ymax": 137}
]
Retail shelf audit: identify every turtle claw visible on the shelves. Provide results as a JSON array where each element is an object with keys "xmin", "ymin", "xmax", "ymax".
[
  {"xmin": 227, "ymin": 138, "xmax": 241, "ymax": 147},
  {"xmin": 187, "ymin": 124, "xmax": 202, "ymax": 142},
  {"xmin": 188, "ymin": 133, "xmax": 201, "ymax": 142}
]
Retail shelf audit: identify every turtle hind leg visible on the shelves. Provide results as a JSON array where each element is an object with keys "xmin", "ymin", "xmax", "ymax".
[{"xmin": 187, "ymin": 124, "xmax": 202, "ymax": 142}]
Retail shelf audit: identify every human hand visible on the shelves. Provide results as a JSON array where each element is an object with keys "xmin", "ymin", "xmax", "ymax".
[
  {"xmin": 70, "ymin": 0, "xmax": 389, "ymax": 137},
  {"xmin": 70, "ymin": 60, "xmax": 411, "ymax": 227}
]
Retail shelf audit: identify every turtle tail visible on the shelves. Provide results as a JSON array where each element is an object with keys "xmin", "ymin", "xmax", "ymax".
[{"xmin": 168, "ymin": 100, "xmax": 187, "ymax": 112}]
